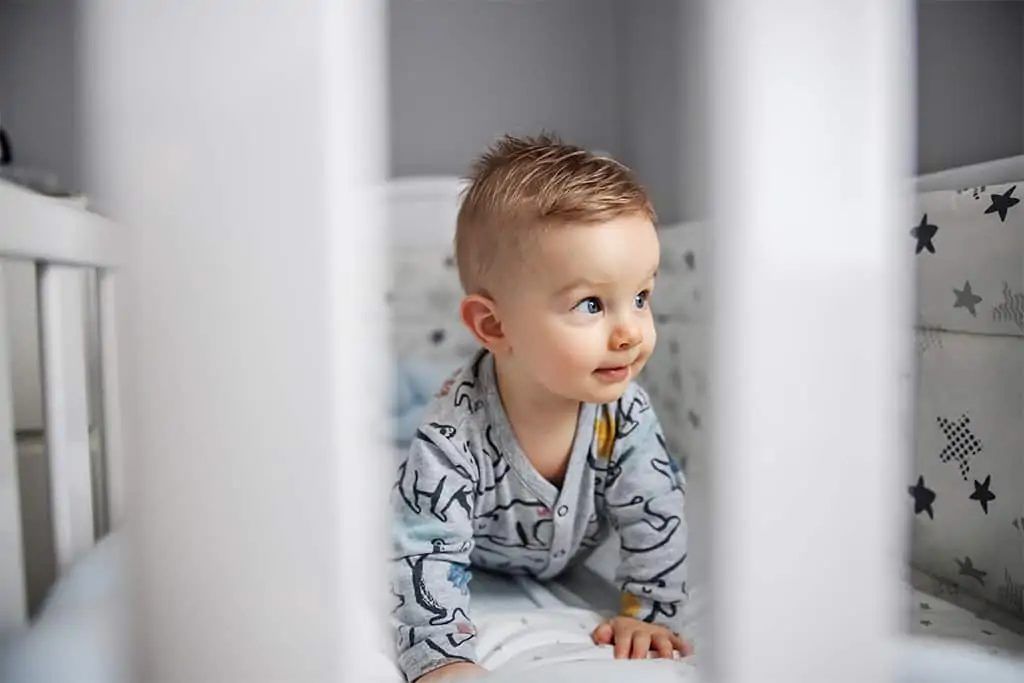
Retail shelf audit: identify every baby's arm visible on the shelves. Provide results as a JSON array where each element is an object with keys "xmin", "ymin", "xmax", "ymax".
[
  {"xmin": 603, "ymin": 390, "xmax": 688, "ymax": 634},
  {"xmin": 391, "ymin": 432, "xmax": 481, "ymax": 681}
]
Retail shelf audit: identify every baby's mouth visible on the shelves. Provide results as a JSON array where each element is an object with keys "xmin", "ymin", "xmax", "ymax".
[{"xmin": 594, "ymin": 365, "xmax": 630, "ymax": 382}]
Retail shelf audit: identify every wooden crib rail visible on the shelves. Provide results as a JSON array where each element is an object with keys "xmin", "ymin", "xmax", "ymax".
[{"xmin": 0, "ymin": 178, "xmax": 123, "ymax": 638}]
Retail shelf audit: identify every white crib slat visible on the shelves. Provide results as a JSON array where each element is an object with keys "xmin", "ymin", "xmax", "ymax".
[
  {"xmin": 98, "ymin": 269, "xmax": 124, "ymax": 529},
  {"xmin": 82, "ymin": 2, "xmax": 388, "ymax": 679},
  {"xmin": 708, "ymin": 0, "xmax": 917, "ymax": 679},
  {"xmin": 0, "ymin": 264, "xmax": 28, "ymax": 636},
  {"xmin": 37, "ymin": 263, "xmax": 94, "ymax": 571},
  {"xmin": 706, "ymin": 1, "xmax": 914, "ymax": 682}
]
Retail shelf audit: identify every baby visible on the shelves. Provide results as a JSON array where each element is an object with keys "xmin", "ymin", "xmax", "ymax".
[{"xmin": 390, "ymin": 135, "xmax": 689, "ymax": 682}]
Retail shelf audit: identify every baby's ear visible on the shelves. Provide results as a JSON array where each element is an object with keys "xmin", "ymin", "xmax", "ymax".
[{"xmin": 459, "ymin": 294, "xmax": 506, "ymax": 352}]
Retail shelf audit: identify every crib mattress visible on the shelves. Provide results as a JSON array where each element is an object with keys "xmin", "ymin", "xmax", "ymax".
[{"xmin": 905, "ymin": 583, "xmax": 1024, "ymax": 659}]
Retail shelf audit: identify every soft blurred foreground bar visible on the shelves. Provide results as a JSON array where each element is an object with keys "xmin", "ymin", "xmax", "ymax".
[
  {"xmin": 706, "ymin": 1, "xmax": 915, "ymax": 682},
  {"xmin": 79, "ymin": 2, "xmax": 390, "ymax": 681}
]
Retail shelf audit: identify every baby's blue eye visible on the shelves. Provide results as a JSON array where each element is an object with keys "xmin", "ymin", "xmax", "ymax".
[
  {"xmin": 635, "ymin": 290, "xmax": 650, "ymax": 309},
  {"xmin": 574, "ymin": 297, "xmax": 602, "ymax": 315}
]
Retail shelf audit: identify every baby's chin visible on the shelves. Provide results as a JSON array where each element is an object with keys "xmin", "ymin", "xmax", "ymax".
[{"xmin": 564, "ymin": 376, "xmax": 634, "ymax": 406}]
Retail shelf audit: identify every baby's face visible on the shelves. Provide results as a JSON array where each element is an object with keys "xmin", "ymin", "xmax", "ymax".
[{"xmin": 498, "ymin": 213, "xmax": 660, "ymax": 405}]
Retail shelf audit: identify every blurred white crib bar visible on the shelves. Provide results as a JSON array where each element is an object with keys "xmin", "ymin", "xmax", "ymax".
[
  {"xmin": 705, "ymin": 1, "xmax": 914, "ymax": 682},
  {"xmin": 0, "ymin": 177, "xmax": 122, "ymax": 639},
  {"xmin": 37, "ymin": 264, "xmax": 95, "ymax": 572}
]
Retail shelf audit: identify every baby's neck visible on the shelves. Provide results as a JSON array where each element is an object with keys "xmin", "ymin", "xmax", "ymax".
[
  {"xmin": 493, "ymin": 355, "xmax": 578, "ymax": 425},
  {"xmin": 493, "ymin": 355, "xmax": 580, "ymax": 485}
]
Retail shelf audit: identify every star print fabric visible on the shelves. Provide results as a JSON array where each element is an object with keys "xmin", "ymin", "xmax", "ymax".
[
  {"xmin": 915, "ymin": 182, "xmax": 1024, "ymax": 336},
  {"xmin": 912, "ymin": 177, "xmax": 1024, "ymax": 625}
]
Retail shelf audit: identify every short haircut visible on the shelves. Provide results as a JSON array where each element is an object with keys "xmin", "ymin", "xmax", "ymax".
[{"xmin": 454, "ymin": 133, "xmax": 656, "ymax": 295}]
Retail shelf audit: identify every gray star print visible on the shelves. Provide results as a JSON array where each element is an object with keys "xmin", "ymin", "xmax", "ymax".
[
  {"xmin": 956, "ymin": 556, "xmax": 987, "ymax": 586},
  {"xmin": 953, "ymin": 281, "xmax": 982, "ymax": 317}
]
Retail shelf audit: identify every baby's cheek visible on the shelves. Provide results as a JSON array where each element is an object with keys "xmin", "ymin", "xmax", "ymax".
[
  {"xmin": 642, "ymin": 322, "xmax": 658, "ymax": 357},
  {"xmin": 549, "ymin": 339, "xmax": 591, "ymax": 374},
  {"xmin": 541, "ymin": 323, "xmax": 584, "ymax": 357},
  {"xmin": 540, "ymin": 340, "xmax": 592, "ymax": 387}
]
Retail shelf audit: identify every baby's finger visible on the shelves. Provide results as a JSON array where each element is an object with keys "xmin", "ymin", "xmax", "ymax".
[
  {"xmin": 613, "ymin": 626, "xmax": 633, "ymax": 659},
  {"xmin": 670, "ymin": 633, "xmax": 693, "ymax": 656},
  {"xmin": 630, "ymin": 631, "xmax": 652, "ymax": 660},
  {"xmin": 652, "ymin": 634, "xmax": 675, "ymax": 659},
  {"xmin": 591, "ymin": 622, "xmax": 613, "ymax": 645}
]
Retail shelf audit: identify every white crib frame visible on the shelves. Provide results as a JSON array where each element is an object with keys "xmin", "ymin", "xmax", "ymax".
[{"xmin": 0, "ymin": 177, "xmax": 123, "ymax": 639}]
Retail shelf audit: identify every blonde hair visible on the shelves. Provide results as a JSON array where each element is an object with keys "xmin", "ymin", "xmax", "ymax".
[{"xmin": 455, "ymin": 133, "xmax": 656, "ymax": 295}]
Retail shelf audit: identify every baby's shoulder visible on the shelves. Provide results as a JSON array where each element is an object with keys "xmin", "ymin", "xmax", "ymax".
[
  {"xmin": 414, "ymin": 354, "xmax": 492, "ymax": 452},
  {"xmin": 420, "ymin": 353, "xmax": 486, "ymax": 418}
]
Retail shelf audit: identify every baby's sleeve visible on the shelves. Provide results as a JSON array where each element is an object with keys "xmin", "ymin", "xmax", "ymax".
[
  {"xmin": 390, "ymin": 430, "xmax": 479, "ymax": 681},
  {"xmin": 602, "ymin": 388, "xmax": 689, "ymax": 634}
]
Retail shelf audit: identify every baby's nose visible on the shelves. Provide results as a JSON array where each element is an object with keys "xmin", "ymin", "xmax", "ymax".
[{"xmin": 610, "ymin": 324, "xmax": 642, "ymax": 350}]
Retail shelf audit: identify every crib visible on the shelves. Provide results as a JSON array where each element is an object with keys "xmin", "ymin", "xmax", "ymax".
[
  {"xmin": 2, "ymin": 1, "xmax": 1024, "ymax": 682},
  {"xmin": 0, "ymin": 177, "xmax": 123, "ymax": 636},
  {"xmin": 2, "ymin": 169, "xmax": 1024, "ymax": 681}
]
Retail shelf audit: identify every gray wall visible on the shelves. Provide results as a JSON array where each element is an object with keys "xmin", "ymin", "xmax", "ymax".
[
  {"xmin": 389, "ymin": 0, "xmax": 1024, "ymax": 223},
  {"xmin": 0, "ymin": 0, "xmax": 79, "ymax": 190},
  {"xmin": 4, "ymin": 1, "xmax": 1024, "ymax": 217},
  {"xmin": 617, "ymin": 0, "xmax": 684, "ymax": 223},
  {"xmin": 617, "ymin": 0, "xmax": 705, "ymax": 224},
  {"xmin": 618, "ymin": 0, "xmax": 1024, "ymax": 221},
  {"xmin": 386, "ymin": 0, "xmax": 697, "ymax": 222},
  {"xmin": 916, "ymin": 0, "xmax": 1024, "ymax": 175},
  {"xmin": 388, "ymin": 0, "xmax": 624, "ymax": 177}
]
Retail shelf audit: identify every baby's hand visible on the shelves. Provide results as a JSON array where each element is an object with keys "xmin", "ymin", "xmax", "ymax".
[{"xmin": 591, "ymin": 616, "xmax": 692, "ymax": 660}]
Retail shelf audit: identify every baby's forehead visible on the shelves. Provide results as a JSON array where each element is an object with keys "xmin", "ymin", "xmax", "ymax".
[
  {"xmin": 544, "ymin": 261, "xmax": 658, "ymax": 293},
  {"xmin": 521, "ymin": 222, "xmax": 660, "ymax": 289}
]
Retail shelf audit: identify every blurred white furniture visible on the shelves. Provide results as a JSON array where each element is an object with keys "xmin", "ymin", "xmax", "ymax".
[{"xmin": 0, "ymin": 177, "xmax": 122, "ymax": 641}]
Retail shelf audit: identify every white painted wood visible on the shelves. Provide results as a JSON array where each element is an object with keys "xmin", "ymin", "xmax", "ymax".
[
  {"xmin": 0, "ymin": 180, "xmax": 120, "ymax": 268},
  {"xmin": 706, "ymin": 1, "xmax": 914, "ymax": 683},
  {"xmin": 98, "ymin": 269, "xmax": 124, "ymax": 530},
  {"xmin": 0, "ymin": 264, "xmax": 28, "ymax": 637},
  {"xmin": 36, "ymin": 264, "xmax": 95, "ymax": 571},
  {"xmin": 324, "ymin": 1, "xmax": 391, "ymax": 679},
  {"xmin": 81, "ymin": 1, "xmax": 388, "ymax": 680}
]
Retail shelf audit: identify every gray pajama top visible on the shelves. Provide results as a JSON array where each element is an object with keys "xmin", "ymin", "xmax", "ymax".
[{"xmin": 389, "ymin": 350, "xmax": 688, "ymax": 681}]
